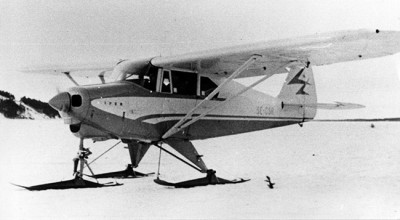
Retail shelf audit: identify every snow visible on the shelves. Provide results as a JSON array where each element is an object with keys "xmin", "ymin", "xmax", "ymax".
[
  {"xmin": 1, "ymin": 119, "xmax": 399, "ymax": 219},
  {"xmin": 18, "ymin": 102, "xmax": 51, "ymax": 120}
]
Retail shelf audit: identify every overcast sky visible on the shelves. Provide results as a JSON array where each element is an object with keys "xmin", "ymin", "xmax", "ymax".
[{"xmin": 0, "ymin": 0, "xmax": 400, "ymax": 119}]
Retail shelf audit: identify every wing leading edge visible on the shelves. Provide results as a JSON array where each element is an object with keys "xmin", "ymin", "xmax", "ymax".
[{"xmin": 151, "ymin": 29, "xmax": 400, "ymax": 78}]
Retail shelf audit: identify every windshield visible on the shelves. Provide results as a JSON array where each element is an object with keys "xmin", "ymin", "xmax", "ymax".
[
  {"xmin": 125, "ymin": 73, "xmax": 145, "ymax": 85},
  {"xmin": 109, "ymin": 59, "xmax": 151, "ymax": 82},
  {"xmin": 121, "ymin": 65, "xmax": 159, "ymax": 92}
]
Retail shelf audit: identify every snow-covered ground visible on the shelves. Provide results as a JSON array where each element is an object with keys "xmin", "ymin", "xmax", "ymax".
[
  {"xmin": 1, "ymin": 119, "xmax": 399, "ymax": 219},
  {"xmin": 18, "ymin": 102, "xmax": 52, "ymax": 120}
]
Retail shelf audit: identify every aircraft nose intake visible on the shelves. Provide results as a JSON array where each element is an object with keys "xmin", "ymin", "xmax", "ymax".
[{"xmin": 49, "ymin": 92, "xmax": 71, "ymax": 112}]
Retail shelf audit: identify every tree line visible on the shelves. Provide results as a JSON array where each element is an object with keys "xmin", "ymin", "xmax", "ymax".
[{"xmin": 0, "ymin": 90, "xmax": 60, "ymax": 119}]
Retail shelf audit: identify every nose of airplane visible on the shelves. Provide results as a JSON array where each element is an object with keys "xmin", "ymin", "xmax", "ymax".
[{"xmin": 49, "ymin": 92, "xmax": 71, "ymax": 112}]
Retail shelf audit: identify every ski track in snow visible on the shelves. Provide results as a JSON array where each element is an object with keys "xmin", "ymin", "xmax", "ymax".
[{"xmin": 0, "ymin": 119, "xmax": 399, "ymax": 219}]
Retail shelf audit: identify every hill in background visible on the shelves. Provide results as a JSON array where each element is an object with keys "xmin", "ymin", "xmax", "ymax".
[{"xmin": 0, "ymin": 90, "xmax": 60, "ymax": 119}]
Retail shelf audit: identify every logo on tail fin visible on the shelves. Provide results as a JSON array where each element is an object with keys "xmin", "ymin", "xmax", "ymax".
[
  {"xmin": 288, "ymin": 68, "xmax": 310, "ymax": 95},
  {"xmin": 296, "ymin": 84, "xmax": 309, "ymax": 95}
]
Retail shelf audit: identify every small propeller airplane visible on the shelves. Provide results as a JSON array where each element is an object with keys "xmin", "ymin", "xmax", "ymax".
[{"xmin": 16, "ymin": 29, "xmax": 400, "ymax": 190}]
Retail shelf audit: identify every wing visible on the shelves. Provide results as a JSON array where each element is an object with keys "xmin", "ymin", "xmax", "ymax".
[
  {"xmin": 151, "ymin": 29, "xmax": 400, "ymax": 78},
  {"xmin": 18, "ymin": 61, "xmax": 117, "ymax": 78}
]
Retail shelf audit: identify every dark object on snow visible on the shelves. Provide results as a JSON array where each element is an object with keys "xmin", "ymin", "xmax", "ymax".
[
  {"xmin": 265, "ymin": 176, "xmax": 275, "ymax": 189},
  {"xmin": 371, "ymin": 123, "xmax": 375, "ymax": 128}
]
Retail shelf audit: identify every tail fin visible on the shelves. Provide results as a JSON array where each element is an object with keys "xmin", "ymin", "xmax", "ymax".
[{"xmin": 277, "ymin": 64, "xmax": 317, "ymax": 120}]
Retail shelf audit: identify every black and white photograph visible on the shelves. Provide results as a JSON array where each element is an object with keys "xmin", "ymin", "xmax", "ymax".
[{"xmin": 1, "ymin": 0, "xmax": 400, "ymax": 219}]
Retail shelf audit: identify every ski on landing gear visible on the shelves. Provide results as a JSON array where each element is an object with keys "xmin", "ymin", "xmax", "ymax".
[
  {"xmin": 12, "ymin": 175, "xmax": 121, "ymax": 191},
  {"xmin": 153, "ymin": 140, "xmax": 250, "ymax": 188},
  {"xmin": 154, "ymin": 169, "xmax": 249, "ymax": 188},
  {"xmin": 12, "ymin": 138, "xmax": 122, "ymax": 191}
]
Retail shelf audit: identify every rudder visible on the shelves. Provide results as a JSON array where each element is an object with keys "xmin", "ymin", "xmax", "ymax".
[{"xmin": 277, "ymin": 63, "xmax": 317, "ymax": 120}]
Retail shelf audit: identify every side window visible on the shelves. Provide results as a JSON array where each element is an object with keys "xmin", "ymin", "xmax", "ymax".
[
  {"xmin": 161, "ymin": 70, "xmax": 172, "ymax": 93},
  {"xmin": 200, "ymin": 76, "xmax": 218, "ymax": 97},
  {"xmin": 171, "ymin": 71, "xmax": 197, "ymax": 96},
  {"xmin": 143, "ymin": 66, "xmax": 158, "ymax": 91}
]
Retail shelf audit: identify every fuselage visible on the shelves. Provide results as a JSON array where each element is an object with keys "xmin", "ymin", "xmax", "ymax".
[
  {"xmin": 66, "ymin": 82, "xmax": 308, "ymax": 142},
  {"xmin": 49, "ymin": 62, "xmax": 316, "ymax": 142}
]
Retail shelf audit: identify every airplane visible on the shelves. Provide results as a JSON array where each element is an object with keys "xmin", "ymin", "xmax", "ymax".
[{"xmin": 16, "ymin": 29, "xmax": 400, "ymax": 190}]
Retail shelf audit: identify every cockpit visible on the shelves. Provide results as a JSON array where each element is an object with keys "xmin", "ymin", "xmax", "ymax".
[{"xmin": 110, "ymin": 60, "xmax": 219, "ymax": 98}]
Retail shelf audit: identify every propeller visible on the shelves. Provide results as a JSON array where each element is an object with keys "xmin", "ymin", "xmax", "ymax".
[
  {"xmin": 49, "ymin": 92, "xmax": 81, "ymax": 125},
  {"xmin": 49, "ymin": 92, "xmax": 71, "ymax": 112}
]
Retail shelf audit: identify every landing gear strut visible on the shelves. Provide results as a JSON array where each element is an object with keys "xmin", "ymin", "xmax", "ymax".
[
  {"xmin": 12, "ymin": 138, "xmax": 121, "ymax": 191},
  {"xmin": 90, "ymin": 140, "xmax": 154, "ymax": 179},
  {"xmin": 90, "ymin": 164, "xmax": 154, "ymax": 179},
  {"xmin": 73, "ymin": 139, "xmax": 94, "ymax": 177}
]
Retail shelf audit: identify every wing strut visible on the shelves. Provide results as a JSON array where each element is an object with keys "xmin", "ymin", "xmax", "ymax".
[
  {"xmin": 162, "ymin": 57, "xmax": 297, "ymax": 139},
  {"xmin": 62, "ymin": 71, "xmax": 80, "ymax": 86},
  {"xmin": 98, "ymin": 71, "xmax": 106, "ymax": 84}
]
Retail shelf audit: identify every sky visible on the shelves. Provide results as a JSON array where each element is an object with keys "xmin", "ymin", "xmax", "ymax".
[{"xmin": 0, "ymin": 0, "xmax": 400, "ymax": 119}]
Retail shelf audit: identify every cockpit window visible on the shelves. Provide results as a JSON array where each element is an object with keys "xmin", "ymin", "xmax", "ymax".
[
  {"xmin": 161, "ymin": 70, "xmax": 172, "ymax": 93},
  {"xmin": 122, "ymin": 65, "xmax": 159, "ymax": 91},
  {"xmin": 171, "ymin": 70, "xmax": 197, "ymax": 96},
  {"xmin": 142, "ymin": 66, "xmax": 158, "ymax": 91},
  {"xmin": 126, "ymin": 73, "xmax": 141, "ymax": 84},
  {"xmin": 111, "ymin": 61, "xmax": 218, "ymax": 98},
  {"xmin": 200, "ymin": 76, "xmax": 218, "ymax": 97}
]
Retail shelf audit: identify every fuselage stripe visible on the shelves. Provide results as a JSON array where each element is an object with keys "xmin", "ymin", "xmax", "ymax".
[{"xmin": 137, "ymin": 113, "xmax": 312, "ymax": 124}]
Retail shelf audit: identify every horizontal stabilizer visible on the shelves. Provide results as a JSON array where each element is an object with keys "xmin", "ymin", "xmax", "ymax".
[
  {"xmin": 314, "ymin": 117, "xmax": 400, "ymax": 122},
  {"xmin": 284, "ymin": 102, "xmax": 365, "ymax": 110},
  {"xmin": 316, "ymin": 102, "xmax": 365, "ymax": 110}
]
